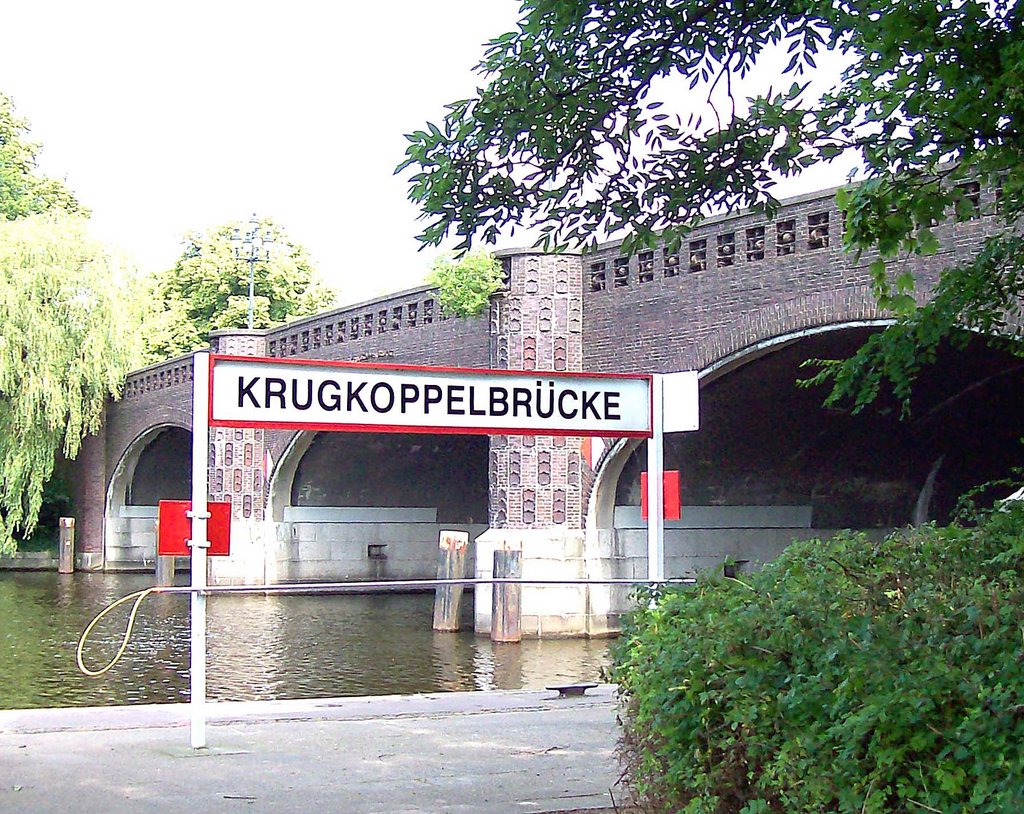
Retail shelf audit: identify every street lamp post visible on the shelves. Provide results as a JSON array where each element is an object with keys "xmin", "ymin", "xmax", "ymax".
[{"xmin": 231, "ymin": 214, "xmax": 272, "ymax": 330}]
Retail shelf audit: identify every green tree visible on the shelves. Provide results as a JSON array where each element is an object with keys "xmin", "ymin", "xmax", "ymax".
[
  {"xmin": 0, "ymin": 214, "xmax": 141, "ymax": 553},
  {"xmin": 0, "ymin": 92, "xmax": 84, "ymax": 220},
  {"xmin": 398, "ymin": 1, "xmax": 1024, "ymax": 409},
  {"xmin": 142, "ymin": 217, "xmax": 337, "ymax": 361},
  {"xmin": 428, "ymin": 249, "xmax": 504, "ymax": 317}
]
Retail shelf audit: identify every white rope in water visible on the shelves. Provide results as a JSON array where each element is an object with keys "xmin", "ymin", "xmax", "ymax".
[{"xmin": 76, "ymin": 588, "xmax": 160, "ymax": 677}]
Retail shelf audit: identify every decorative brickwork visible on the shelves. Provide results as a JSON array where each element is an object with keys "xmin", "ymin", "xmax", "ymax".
[
  {"xmin": 581, "ymin": 185, "xmax": 1004, "ymax": 374},
  {"xmin": 489, "ymin": 252, "xmax": 586, "ymax": 530},
  {"xmin": 207, "ymin": 332, "xmax": 268, "ymax": 521}
]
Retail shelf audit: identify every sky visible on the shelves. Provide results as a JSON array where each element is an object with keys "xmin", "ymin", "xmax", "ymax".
[
  {"xmin": 1, "ymin": 1, "xmax": 853, "ymax": 307},
  {"xmin": 1, "ymin": 0, "xmax": 522, "ymax": 304}
]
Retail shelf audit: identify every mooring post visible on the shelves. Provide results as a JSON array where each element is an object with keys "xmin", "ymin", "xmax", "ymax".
[
  {"xmin": 58, "ymin": 517, "xmax": 75, "ymax": 574},
  {"xmin": 153, "ymin": 518, "xmax": 176, "ymax": 586},
  {"xmin": 491, "ymin": 547, "xmax": 522, "ymax": 643},
  {"xmin": 155, "ymin": 555, "xmax": 176, "ymax": 586},
  {"xmin": 433, "ymin": 530, "xmax": 469, "ymax": 632}
]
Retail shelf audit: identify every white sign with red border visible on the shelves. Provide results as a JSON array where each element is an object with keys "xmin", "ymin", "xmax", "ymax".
[
  {"xmin": 188, "ymin": 352, "xmax": 699, "ymax": 751},
  {"xmin": 209, "ymin": 355, "xmax": 654, "ymax": 437}
]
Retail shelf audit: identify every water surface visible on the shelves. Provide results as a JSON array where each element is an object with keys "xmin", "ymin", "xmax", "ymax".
[{"xmin": 0, "ymin": 572, "xmax": 612, "ymax": 709}]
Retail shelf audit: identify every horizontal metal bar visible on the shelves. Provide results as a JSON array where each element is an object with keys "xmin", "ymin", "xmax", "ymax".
[{"xmin": 153, "ymin": 577, "xmax": 696, "ymax": 596}]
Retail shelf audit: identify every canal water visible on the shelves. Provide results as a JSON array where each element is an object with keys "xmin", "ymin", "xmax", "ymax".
[{"xmin": 0, "ymin": 572, "xmax": 613, "ymax": 710}]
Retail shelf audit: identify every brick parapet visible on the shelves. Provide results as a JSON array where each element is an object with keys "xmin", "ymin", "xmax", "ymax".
[
  {"xmin": 262, "ymin": 285, "xmax": 491, "ymax": 370},
  {"xmin": 581, "ymin": 185, "xmax": 1003, "ymax": 374},
  {"xmin": 121, "ymin": 353, "xmax": 194, "ymax": 402}
]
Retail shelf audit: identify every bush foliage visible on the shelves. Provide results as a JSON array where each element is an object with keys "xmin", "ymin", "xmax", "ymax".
[{"xmin": 611, "ymin": 505, "xmax": 1024, "ymax": 814}]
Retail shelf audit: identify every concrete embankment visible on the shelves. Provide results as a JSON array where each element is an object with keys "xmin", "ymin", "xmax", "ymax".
[
  {"xmin": 0, "ymin": 551, "xmax": 59, "ymax": 571},
  {"xmin": 0, "ymin": 686, "xmax": 628, "ymax": 814}
]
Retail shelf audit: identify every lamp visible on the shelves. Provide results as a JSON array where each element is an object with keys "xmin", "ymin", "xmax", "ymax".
[{"xmin": 231, "ymin": 214, "xmax": 272, "ymax": 330}]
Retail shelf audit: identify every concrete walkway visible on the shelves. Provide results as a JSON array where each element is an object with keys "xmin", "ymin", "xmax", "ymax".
[{"xmin": 0, "ymin": 686, "xmax": 628, "ymax": 814}]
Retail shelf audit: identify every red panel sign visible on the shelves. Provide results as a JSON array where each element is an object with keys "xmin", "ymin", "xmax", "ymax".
[
  {"xmin": 640, "ymin": 471, "xmax": 681, "ymax": 521},
  {"xmin": 157, "ymin": 500, "xmax": 232, "ymax": 556}
]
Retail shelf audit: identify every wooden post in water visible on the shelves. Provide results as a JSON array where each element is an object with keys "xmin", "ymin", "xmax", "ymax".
[
  {"xmin": 155, "ymin": 556, "xmax": 176, "ymax": 586},
  {"xmin": 58, "ymin": 517, "xmax": 75, "ymax": 574},
  {"xmin": 491, "ymin": 547, "xmax": 522, "ymax": 643},
  {"xmin": 433, "ymin": 530, "xmax": 469, "ymax": 632},
  {"xmin": 154, "ymin": 519, "xmax": 176, "ymax": 586}
]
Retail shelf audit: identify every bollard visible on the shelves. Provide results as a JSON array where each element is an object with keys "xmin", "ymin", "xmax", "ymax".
[
  {"xmin": 491, "ymin": 547, "xmax": 522, "ymax": 643},
  {"xmin": 154, "ymin": 518, "xmax": 176, "ymax": 586},
  {"xmin": 432, "ymin": 530, "xmax": 468, "ymax": 632},
  {"xmin": 155, "ymin": 555, "xmax": 176, "ymax": 586},
  {"xmin": 58, "ymin": 517, "xmax": 75, "ymax": 574}
]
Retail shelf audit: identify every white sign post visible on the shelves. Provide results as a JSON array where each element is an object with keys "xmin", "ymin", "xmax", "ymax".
[
  {"xmin": 646, "ymin": 375, "xmax": 666, "ymax": 582},
  {"xmin": 646, "ymin": 372, "xmax": 700, "ymax": 582},
  {"xmin": 184, "ymin": 354, "xmax": 696, "ymax": 748},
  {"xmin": 190, "ymin": 352, "xmax": 211, "ymax": 749}
]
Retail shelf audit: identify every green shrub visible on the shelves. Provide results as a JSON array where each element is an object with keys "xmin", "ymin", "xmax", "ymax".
[{"xmin": 610, "ymin": 504, "xmax": 1024, "ymax": 814}]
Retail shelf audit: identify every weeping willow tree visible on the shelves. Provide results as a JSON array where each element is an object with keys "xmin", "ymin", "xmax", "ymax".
[{"xmin": 0, "ymin": 214, "xmax": 140, "ymax": 553}]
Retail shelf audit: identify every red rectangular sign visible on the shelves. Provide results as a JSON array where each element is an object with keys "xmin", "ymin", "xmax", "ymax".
[
  {"xmin": 640, "ymin": 470, "xmax": 681, "ymax": 521},
  {"xmin": 157, "ymin": 500, "xmax": 232, "ymax": 556}
]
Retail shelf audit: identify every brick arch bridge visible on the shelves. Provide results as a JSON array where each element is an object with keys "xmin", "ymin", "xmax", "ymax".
[{"xmin": 68, "ymin": 182, "xmax": 1015, "ymax": 636}]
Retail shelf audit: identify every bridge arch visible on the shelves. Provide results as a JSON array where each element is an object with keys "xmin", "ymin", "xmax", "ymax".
[
  {"xmin": 687, "ymin": 286, "xmax": 893, "ymax": 372},
  {"xmin": 105, "ymin": 424, "xmax": 192, "ymax": 568},
  {"xmin": 587, "ymin": 320, "xmax": 1024, "ymax": 578},
  {"xmin": 266, "ymin": 430, "xmax": 489, "ymax": 582}
]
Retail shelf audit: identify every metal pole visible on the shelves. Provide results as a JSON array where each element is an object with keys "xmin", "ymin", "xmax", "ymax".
[
  {"xmin": 646, "ymin": 374, "xmax": 665, "ymax": 582},
  {"xmin": 189, "ymin": 352, "xmax": 211, "ymax": 749},
  {"xmin": 247, "ymin": 258, "xmax": 254, "ymax": 330},
  {"xmin": 154, "ymin": 576, "xmax": 696, "ymax": 596}
]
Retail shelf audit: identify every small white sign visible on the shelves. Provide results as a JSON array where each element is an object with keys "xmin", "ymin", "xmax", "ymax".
[
  {"xmin": 660, "ymin": 371, "xmax": 700, "ymax": 433},
  {"xmin": 209, "ymin": 356, "xmax": 652, "ymax": 437}
]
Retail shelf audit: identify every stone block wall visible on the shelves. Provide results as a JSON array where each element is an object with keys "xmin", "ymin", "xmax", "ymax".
[
  {"xmin": 268, "ymin": 521, "xmax": 486, "ymax": 584},
  {"xmin": 104, "ymin": 507, "xmax": 157, "ymax": 569}
]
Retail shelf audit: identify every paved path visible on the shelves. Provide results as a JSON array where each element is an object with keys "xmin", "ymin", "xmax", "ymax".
[{"xmin": 0, "ymin": 686, "xmax": 627, "ymax": 814}]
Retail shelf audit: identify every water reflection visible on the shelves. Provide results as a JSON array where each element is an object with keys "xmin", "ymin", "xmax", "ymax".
[{"xmin": 0, "ymin": 572, "xmax": 610, "ymax": 710}]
